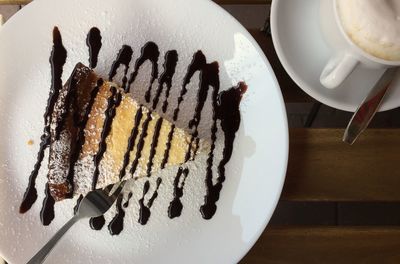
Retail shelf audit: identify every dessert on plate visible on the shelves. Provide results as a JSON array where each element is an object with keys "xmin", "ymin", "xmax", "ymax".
[
  {"xmin": 19, "ymin": 26, "xmax": 246, "ymax": 231},
  {"xmin": 48, "ymin": 63, "xmax": 208, "ymax": 201}
]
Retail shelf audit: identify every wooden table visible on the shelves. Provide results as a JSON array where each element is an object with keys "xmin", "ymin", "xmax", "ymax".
[{"xmin": 2, "ymin": 1, "xmax": 400, "ymax": 263}]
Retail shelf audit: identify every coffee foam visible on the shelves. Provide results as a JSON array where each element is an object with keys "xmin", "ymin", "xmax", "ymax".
[{"xmin": 337, "ymin": 0, "xmax": 400, "ymax": 61}]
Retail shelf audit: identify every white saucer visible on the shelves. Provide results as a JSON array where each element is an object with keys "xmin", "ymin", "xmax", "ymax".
[{"xmin": 271, "ymin": 0, "xmax": 400, "ymax": 112}]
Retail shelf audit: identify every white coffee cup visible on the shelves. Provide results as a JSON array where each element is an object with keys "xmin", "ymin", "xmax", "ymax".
[{"xmin": 319, "ymin": 0, "xmax": 400, "ymax": 89}]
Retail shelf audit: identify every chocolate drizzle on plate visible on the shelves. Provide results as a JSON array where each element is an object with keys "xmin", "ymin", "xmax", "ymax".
[
  {"xmin": 89, "ymin": 215, "xmax": 106, "ymax": 230},
  {"xmin": 127, "ymin": 42, "xmax": 160, "ymax": 94},
  {"xmin": 216, "ymin": 83, "xmax": 247, "ymax": 179},
  {"xmin": 168, "ymin": 167, "xmax": 189, "ymax": 218},
  {"xmin": 19, "ymin": 136, "xmax": 50, "ymax": 214},
  {"xmin": 40, "ymin": 184, "xmax": 55, "ymax": 226},
  {"xmin": 200, "ymin": 82, "xmax": 247, "ymax": 219},
  {"xmin": 109, "ymin": 45, "xmax": 133, "ymax": 90},
  {"xmin": 92, "ymin": 87, "xmax": 122, "ymax": 190},
  {"xmin": 54, "ymin": 67, "xmax": 79, "ymax": 141},
  {"xmin": 19, "ymin": 26, "xmax": 246, "ymax": 235},
  {"xmin": 154, "ymin": 50, "xmax": 178, "ymax": 112},
  {"xmin": 118, "ymin": 107, "xmax": 143, "ymax": 180},
  {"xmin": 108, "ymin": 195, "xmax": 125, "ymax": 235},
  {"xmin": 146, "ymin": 118, "xmax": 163, "ymax": 177},
  {"xmin": 19, "ymin": 27, "xmax": 67, "ymax": 214},
  {"xmin": 171, "ymin": 51, "xmax": 223, "ymax": 219},
  {"xmin": 87, "ymin": 27, "xmax": 102, "ymax": 69},
  {"xmin": 66, "ymin": 78, "xmax": 104, "ymax": 196},
  {"xmin": 138, "ymin": 178, "xmax": 162, "ymax": 225},
  {"xmin": 129, "ymin": 111, "xmax": 152, "ymax": 175},
  {"xmin": 173, "ymin": 51, "xmax": 207, "ymax": 122},
  {"xmin": 123, "ymin": 192, "xmax": 133, "ymax": 208},
  {"xmin": 160, "ymin": 124, "xmax": 175, "ymax": 169}
]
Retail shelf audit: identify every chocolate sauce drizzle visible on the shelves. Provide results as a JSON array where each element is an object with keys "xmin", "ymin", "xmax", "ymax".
[
  {"xmin": 189, "ymin": 61, "xmax": 219, "ymax": 131},
  {"xmin": 200, "ymin": 83, "xmax": 247, "ymax": 219},
  {"xmin": 92, "ymin": 87, "xmax": 122, "ymax": 190},
  {"xmin": 66, "ymin": 79, "xmax": 104, "ymax": 196},
  {"xmin": 184, "ymin": 136, "xmax": 196, "ymax": 162},
  {"xmin": 216, "ymin": 83, "xmax": 247, "ymax": 181},
  {"xmin": 87, "ymin": 27, "xmax": 102, "ymax": 69},
  {"xmin": 108, "ymin": 195, "xmax": 125, "ymax": 235},
  {"xmin": 173, "ymin": 51, "xmax": 221, "ymax": 219},
  {"xmin": 119, "ymin": 51, "xmax": 167, "ymax": 180},
  {"xmin": 40, "ymin": 184, "xmax": 55, "ymax": 226},
  {"xmin": 112, "ymin": 47, "xmax": 168, "ymax": 229},
  {"xmin": 138, "ymin": 178, "xmax": 162, "ymax": 225},
  {"xmin": 20, "ymin": 26, "xmax": 246, "ymax": 235},
  {"xmin": 147, "ymin": 178, "xmax": 162, "ymax": 208},
  {"xmin": 19, "ymin": 136, "xmax": 49, "ymax": 214},
  {"xmin": 153, "ymin": 50, "xmax": 178, "ymax": 112},
  {"xmin": 201, "ymin": 108, "xmax": 218, "ymax": 219},
  {"xmin": 193, "ymin": 137, "xmax": 200, "ymax": 159},
  {"xmin": 123, "ymin": 192, "xmax": 133, "ymax": 208},
  {"xmin": 54, "ymin": 67, "xmax": 79, "ymax": 140},
  {"xmin": 109, "ymin": 45, "xmax": 133, "ymax": 90},
  {"xmin": 118, "ymin": 107, "xmax": 143, "ymax": 180},
  {"xmin": 146, "ymin": 118, "xmax": 163, "ymax": 177},
  {"xmin": 168, "ymin": 167, "xmax": 189, "ymax": 218},
  {"xmin": 19, "ymin": 27, "xmax": 67, "ymax": 214},
  {"xmin": 90, "ymin": 215, "xmax": 105, "ymax": 230},
  {"xmin": 127, "ymin": 42, "xmax": 160, "ymax": 95},
  {"xmin": 89, "ymin": 87, "xmax": 123, "ymax": 230},
  {"xmin": 173, "ymin": 51, "xmax": 206, "ymax": 121},
  {"xmin": 129, "ymin": 111, "xmax": 152, "ymax": 175},
  {"xmin": 160, "ymin": 124, "xmax": 175, "ymax": 169}
]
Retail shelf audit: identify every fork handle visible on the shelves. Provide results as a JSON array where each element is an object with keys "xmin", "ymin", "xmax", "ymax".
[{"xmin": 27, "ymin": 216, "xmax": 80, "ymax": 264}]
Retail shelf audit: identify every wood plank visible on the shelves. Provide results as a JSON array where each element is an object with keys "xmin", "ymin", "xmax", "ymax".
[
  {"xmin": 241, "ymin": 226, "xmax": 400, "ymax": 263},
  {"xmin": 248, "ymin": 29, "xmax": 313, "ymax": 102},
  {"xmin": 0, "ymin": 0, "xmax": 25, "ymax": 4},
  {"xmin": 283, "ymin": 128, "xmax": 400, "ymax": 201},
  {"xmin": 0, "ymin": 4, "xmax": 19, "ymax": 21},
  {"xmin": 0, "ymin": 0, "xmax": 271, "ymax": 5}
]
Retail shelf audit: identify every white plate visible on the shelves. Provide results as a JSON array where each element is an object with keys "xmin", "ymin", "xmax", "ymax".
[
  {"xmin": 271, "ymin": 0, "xmax": 400, "ymax": 112},
  {"xmin": 0, "ymin": 0, "xmax": 288, "ymax": 263}
]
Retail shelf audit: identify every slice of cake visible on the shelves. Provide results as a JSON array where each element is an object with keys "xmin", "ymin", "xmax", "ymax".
[{"xmin": 48, "ymin": 63, "xmax": 207, "ymax": 201}]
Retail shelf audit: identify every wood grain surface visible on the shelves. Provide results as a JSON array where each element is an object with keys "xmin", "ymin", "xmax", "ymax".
[
  {"xmin": 0, "ymin": 0, "xmax": 271, "ymax": 5},
  {"xmin": 284, "ymin": 128, "xmax": 400, "ymax": 201},
  {"xmin": 241, "ymin": 226, "xmax": 400, "ymax": 263},
  {"xmin": 0, "ymin": 0, "xmax": 25, "ymax": 4}
]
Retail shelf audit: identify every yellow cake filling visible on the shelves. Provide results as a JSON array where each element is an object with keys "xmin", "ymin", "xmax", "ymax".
[{"xmin": 78, "ymin": 81, "xmax": 205, "ymax": 188}]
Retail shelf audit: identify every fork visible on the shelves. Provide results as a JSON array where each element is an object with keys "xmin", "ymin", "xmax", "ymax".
[{"xmin": 27, "ymin": 180, "xmax": 126, "ymax": 264}]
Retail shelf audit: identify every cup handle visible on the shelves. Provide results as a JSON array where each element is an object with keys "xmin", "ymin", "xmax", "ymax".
[{"xmin": 320, "ymin": 52, "xmax": 359, "ymax": 89}]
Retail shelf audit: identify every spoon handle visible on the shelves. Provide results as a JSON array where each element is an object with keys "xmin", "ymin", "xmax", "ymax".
[
  {"xmin": 27, "ymin": 216, "xmax": 80, "ymax": 264},
  {"xmin": 343, "ymin": 68, "xmax": 398, "ymax": 145}
]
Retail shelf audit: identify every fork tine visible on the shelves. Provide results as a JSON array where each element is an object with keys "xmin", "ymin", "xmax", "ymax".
[
  {"xmin": 108, "ymin": 180, "xmax": 126, "ymax": 198},
  {"xmin": 102, "ymin": 183, "xmax": 115, "ymax": 196}
]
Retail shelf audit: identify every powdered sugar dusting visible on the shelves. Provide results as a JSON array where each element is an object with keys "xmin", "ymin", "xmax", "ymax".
[{"xmin": 48, "ymin": 130, "xmax": 71, "ymax": 185}]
